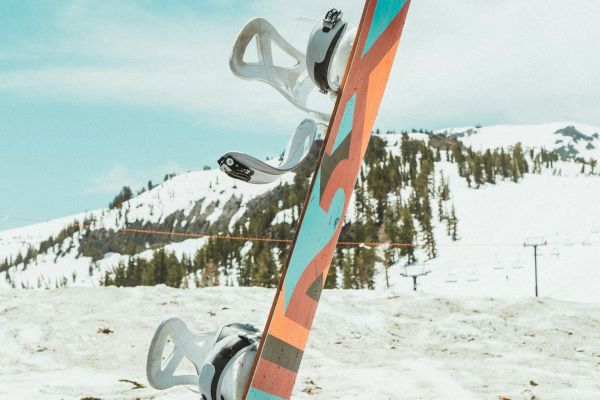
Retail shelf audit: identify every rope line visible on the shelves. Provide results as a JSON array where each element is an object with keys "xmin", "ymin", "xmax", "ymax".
[
  {"xmin": 74, "ymin": 225, "xmax": 417, "ymax": 248},
  {"xmin": 68, "ymin": 225, "xmax": 600, "ymax": 248},
  {"xmin": 3, "ymin": 215, "xmax": 599, "ymax": 248}
]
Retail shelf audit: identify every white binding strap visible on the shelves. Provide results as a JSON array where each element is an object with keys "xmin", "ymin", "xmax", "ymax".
[
  {"xmin": 229, "ymin": 18, "xmax": 330, "ymax": 121},
  {"xmin": 220, "ymin": 119, "xmax": 319, "ymax": 184},
  {"xmin": 146, "ymin": 318, "xmax": 214, "ymax": 390}
]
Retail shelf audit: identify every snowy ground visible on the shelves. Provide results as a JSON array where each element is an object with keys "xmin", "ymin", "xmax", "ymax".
[
  {"xmin": 1, "ymin": 286, "xmax": 599, "ymax": 400},
  {"xmin": 378, "ymin": 164, "xmax": 600, "ymax": 304}
]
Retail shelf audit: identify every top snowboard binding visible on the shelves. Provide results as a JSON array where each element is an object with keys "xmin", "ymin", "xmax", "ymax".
[{"xmin": 218, "ymin": 9, "xmax": 355, "ymax": 184}]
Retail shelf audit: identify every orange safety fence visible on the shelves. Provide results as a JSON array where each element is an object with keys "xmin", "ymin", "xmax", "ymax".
[{"xmin": 71, "ymin": 224, "xmax": 418, "ymax": 248}]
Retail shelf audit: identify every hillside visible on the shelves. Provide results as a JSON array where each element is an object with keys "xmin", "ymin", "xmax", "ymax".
[
  {"xmin": 1, "ymin": 286, "xmax": 599, "ymax": 400},
  {"xmin": 438, "ymin": 122, "xmax": 600, "ymax": 161},
  {"xmin": 1, "ymin": 122, "xmax": 599, "ymax": 302}
]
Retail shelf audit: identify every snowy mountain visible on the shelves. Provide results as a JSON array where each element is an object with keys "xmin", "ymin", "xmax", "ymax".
[
  {"xmin": 1, "ymin": 122, "xmax": 599, "ymax": 303},
  {"xmin": 0, "ymin": 169, "xmax": 291, "ymax": 287},
  {"xmin": 437, "ymin": 122, "xmax": 600, "ymax": 161}
]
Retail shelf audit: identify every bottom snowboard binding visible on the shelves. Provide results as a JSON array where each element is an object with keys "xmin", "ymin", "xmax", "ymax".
[{"xmin": 147, "ymin": 318, "xmax": 261, "ymax": 400}]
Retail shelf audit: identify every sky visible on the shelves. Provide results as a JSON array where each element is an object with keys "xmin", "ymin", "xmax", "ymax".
[{"xmin": 1, "ymin": 0, "xmax": 600, "ymax": 230}]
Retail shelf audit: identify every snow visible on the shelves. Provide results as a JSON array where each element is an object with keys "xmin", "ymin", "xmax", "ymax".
[
  {"xmin": 0, "ymin": 169, "xmax": 290, "ymax": 260},
  {"xmin": 375, "ymin": 161, "xmax": 600, "ymax": 303},
  {"xmin": 1, "ymin": 286, "xmax": 599, "ymax": 399},
  {"xmin": 272, "ymin": 207, "xmax": 298, "ymax": 225},
  {"xmin": 1, "ymin": 122, "xmax": 600, "ymax": 302},
  {"xmin": 0, "ymin": 213, "xmax": 89, "ymax": 262},
  {"xmin": 2, "ymin": 121, "xmax": 600, "ymax": 399},
  {"xmin": 0, "ymin": 169, "xmax": 294, "ymax": 289},
  {"xmin": 436, "ymin": 122, "xmax": 600, "ymax": 160}
]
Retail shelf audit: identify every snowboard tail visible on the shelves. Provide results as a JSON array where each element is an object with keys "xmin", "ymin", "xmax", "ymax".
[{"xmin": 244, "ymin": 2, "xmax": 411, "ymax": 399}]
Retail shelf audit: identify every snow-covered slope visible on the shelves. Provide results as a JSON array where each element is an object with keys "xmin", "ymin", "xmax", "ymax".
[
  {"xmin": 1, "ymin": 286, "xmax": 599, "ymax": 400},
  {"xmin": 438, "ymin": 122, "xmax": 600, "ymax": 160},
  {"xmin": 382, "ymin": 163, "xmax": 600, "ymax": 303},
  {"xmin": 1, "ymin": 122, "xmax": 599, "ymax": 303},
  {"xmin": 0, "ymin": 169, "xmax": 293, "ymax": 288},
  {"xmin": 0, "ymin": 169, "xmax": 286, "ymax": 254}
]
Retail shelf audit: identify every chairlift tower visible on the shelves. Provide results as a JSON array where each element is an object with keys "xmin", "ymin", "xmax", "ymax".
[
  {"xmin": 524, "ymin": 237, "xmax": 547, "ymax": 297},
  {"xmin": 400, "ymin": 263, "xmax": 431, "ymax": 292}
]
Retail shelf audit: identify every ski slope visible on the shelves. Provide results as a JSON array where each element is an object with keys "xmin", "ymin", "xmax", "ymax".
[
  {"xmin": 0, "ymin": 169, "xmax": 287, "ymax": 256},
  {"xmin": 1, "ymin": 122, "xmax": 599, "ymax": 302},
  {"xmin": 0, "ymin": 286, "xmax": 599, "ymax": 400},
  {"xmin": 0, "ymin": 169, "xmax": 292, "ymax": 288},
  {"xmin": 380, "ymin": 161, "xmax": 600, "ymax": 304}
]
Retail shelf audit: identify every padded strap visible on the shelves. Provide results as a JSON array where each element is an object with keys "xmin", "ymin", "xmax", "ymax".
[
  {"xmin": 218, "ymin": 119, "xmax": 318, "ymax": 184},
  {"xmin": 199, "ymin": 334, "xmax": 256, "ymax": 400}
]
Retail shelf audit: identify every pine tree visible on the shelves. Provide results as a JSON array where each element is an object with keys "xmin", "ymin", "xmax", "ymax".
[
  {"xmin": 324, "ymin": 252, "xmax": 338, "ymax": 289},
  {"xmin": 353, "ymin": 247, "xmax": 377, "ymax": 289},
  {"xmin": 109, "ymin": 186, "xmax": 134, "ymax": 209},
  {"xmin": 420, "ymin": 194, "xmax": 436, "ymax": 259},
  {"xmin": 166, "ymin": 252, "xmax": 185, "ymax": 288},
  {"xmin": 253, "ymin": 246, "xmax": 278, "ymax": 288},
  {"xmin": 484, "ymin": 150, "xmax": 495, "ymax": 183},
  {"xmin": 399, "ymin": 208, "xmax": 416, "ymax": 263},
  {"xmin": 437, "ymin": 194, "xmax": 445, "ymax": 222},
  {"xmin": 512, "ymin": 143, "xmax": 528, "ymax": 180},
  {"xmin": 449, "ymin": 205, "xmax": 459, "ymax": 241},
  {"xmin": 113, "ymin": 263, "xmax": 126, "ymax": 286},
  {"xmin": 341, "ymin": 251, "xmax": 353, "ymax": 289},
  {"xmin": 472, "ymin": 157, "xmax": 483, "ymax": 188}
]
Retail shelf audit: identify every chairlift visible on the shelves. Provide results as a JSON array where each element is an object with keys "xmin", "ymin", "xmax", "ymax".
[
  {"xmin": 400, "ymin": 263, "xmax": 431, "ymax": 292},
  {"xmin": 402, "ymin": 263, "xmax": 426, "ymax": 277}
]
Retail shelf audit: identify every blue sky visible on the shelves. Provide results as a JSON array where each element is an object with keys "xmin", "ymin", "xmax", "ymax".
[{"xmin": 2, "ymin": 0, "xmax": 600, "ymax": 230}]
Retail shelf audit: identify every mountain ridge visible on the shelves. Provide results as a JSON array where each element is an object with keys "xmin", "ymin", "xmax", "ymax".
[{"xmin": 2, "ymin": 122, "xmax": 599, "ymax": 302}]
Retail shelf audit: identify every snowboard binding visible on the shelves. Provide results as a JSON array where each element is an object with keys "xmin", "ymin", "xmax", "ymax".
[
  {"xmin": 147, "ymin": 318, "xmax": 261, "ymax": 400},
  {"xmin": 218, "ymin": 119, "xmax": 321, "ymax": 184},
  {"xmin": 219, "ymin": 9, "xmax": 355, "ymax": 184}
]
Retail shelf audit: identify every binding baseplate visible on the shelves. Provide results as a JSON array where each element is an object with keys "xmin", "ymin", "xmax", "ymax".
[{"xmin": 147, "ymin": 318, "xmax": 261, "ymax": 400}]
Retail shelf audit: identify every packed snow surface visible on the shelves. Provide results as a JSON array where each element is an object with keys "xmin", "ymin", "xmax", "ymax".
[{"xmin": 1, "ymin": 286, "xmax": 599, "ymax": 400}]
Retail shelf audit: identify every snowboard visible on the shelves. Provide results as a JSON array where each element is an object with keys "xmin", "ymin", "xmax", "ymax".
[{"xmin": 243, "ymin": 1, "xmax": 412, "ymax": 399}]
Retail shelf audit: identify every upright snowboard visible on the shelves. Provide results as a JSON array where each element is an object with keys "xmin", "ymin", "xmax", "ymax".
[{"xmin": 243, "ymin": 1, "xmax": 412, "ymax": 399}]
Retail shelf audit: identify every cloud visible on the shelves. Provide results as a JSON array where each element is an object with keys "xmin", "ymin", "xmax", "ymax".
[
  {"xmin": 1, "ymin": 0, "xmax": 600, "ymax": 132},
  {"xmin": 381, "ymin": 0, "xmax": 600, "ymax": 128},
  {"xmin": 87, "ymin": 164, "xmax": 142, "ymax": 195},
  {"xmin": 88, "ymin": 162, "xmax": 186, "ymax": 195},
  {"xmin": 0, "ymin": 0, "xmax": 319, "ymax": 135}
]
